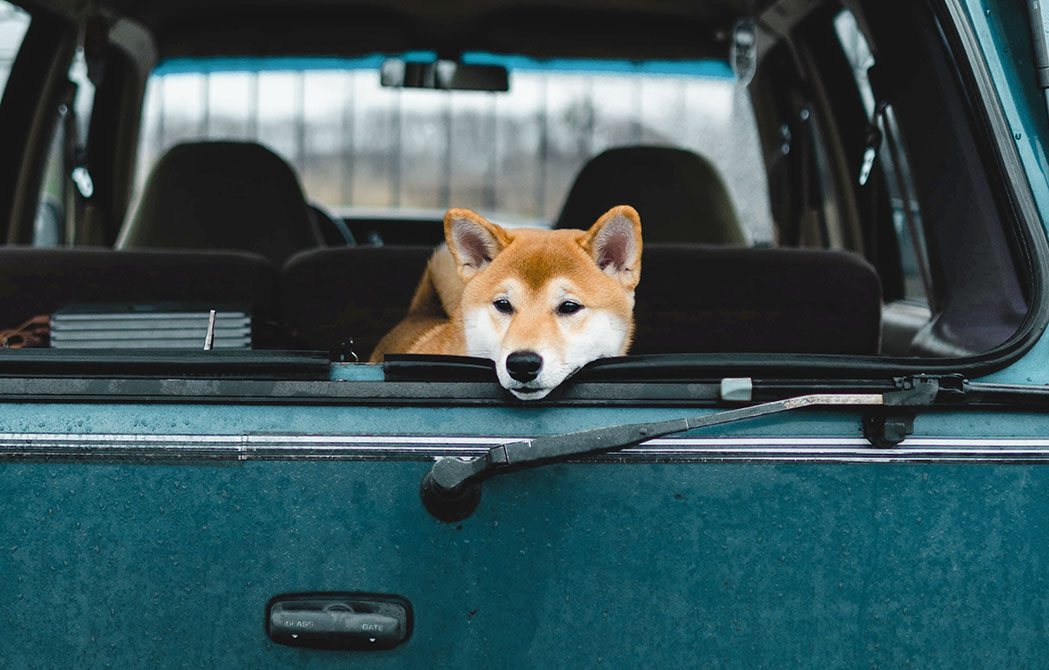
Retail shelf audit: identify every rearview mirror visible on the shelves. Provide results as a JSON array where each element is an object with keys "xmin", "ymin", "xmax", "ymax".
[{"xmin": 380, "ymin": 59, "xmax": 509, "ymax": 92}]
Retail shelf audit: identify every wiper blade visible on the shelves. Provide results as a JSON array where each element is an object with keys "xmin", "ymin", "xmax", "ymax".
[{"xmin": 420, "ymin": 377, "xmax": 940, "ymax": 521}]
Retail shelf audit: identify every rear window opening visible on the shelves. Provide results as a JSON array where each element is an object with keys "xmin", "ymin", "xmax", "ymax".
[
  {"xmin": 133, "ymin": 53, "xmax": 776, "ymax": 244},
  {"xmin": 0, "ymin": 0, "xmax": 1041, "ymax": 391}
]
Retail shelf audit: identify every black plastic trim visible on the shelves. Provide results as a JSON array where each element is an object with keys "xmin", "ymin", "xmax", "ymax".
[
  {"xmin": 0, "ymin": 349, "xmax": 331, "ymax": 380},
  {"xmin": 0, "ymin": 367, "xmax": 1047, "ymax": 408},
  {"xmin": 266, "ymin": 592, "xmax": 413, "ymax": 651},
  {"xmin": 0, "ymin": 375, "xmax": 728, "ymax": 407}
]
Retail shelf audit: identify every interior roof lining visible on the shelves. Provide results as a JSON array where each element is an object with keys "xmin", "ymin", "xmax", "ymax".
[{"xmin": 16, "ymin": 0, "xmax": 785, "ymax": 61}]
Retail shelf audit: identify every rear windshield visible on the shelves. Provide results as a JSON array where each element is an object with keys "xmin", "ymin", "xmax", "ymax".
[{"xmin": 135, "ymin": 55, "xmax": 775, "ymax": 242}]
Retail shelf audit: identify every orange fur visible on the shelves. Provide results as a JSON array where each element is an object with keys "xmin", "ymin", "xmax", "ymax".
[{"xmin": 370, "ymin": 206, "xmax": 642, "ymax": 399}]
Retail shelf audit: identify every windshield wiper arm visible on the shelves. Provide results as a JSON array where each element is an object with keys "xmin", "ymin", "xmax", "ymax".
[{"xmin": 420, "ymin": 377, "xmax": 940, "ymax": 521}]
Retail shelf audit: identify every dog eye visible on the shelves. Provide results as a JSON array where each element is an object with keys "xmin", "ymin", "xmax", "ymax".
[
  {"xmin": 557, "ymin": 301, "xmax": 583, "ymax": 315},
  {"xmin": 493, "ymin": 299, "xmax": 514, "ymax": 314}
]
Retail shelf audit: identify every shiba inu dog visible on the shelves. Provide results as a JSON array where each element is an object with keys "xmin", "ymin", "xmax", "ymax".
[{"xmin": 370, "ymin": 205, "xmax": 642, "ymax": 400}]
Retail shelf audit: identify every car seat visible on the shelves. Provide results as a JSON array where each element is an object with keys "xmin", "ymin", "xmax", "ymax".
[
  {"xmin": 280, "ymin": 243, "xmax": 881, "ymax": 358},
  {"xmin": 117, "ymin": 141, "xmax": 325, "ymax": 265},
  {"xmin": 555, "ymin": 146, "xmax": 747, "ymax": 245},
  {"xmin": 0, "ymin": 247, "xmax": 281, "ymax": 347}
]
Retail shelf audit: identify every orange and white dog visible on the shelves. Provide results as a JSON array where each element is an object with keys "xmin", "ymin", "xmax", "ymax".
[{"xmin": 370, "ymin": 205, "xmax": 643, "ymax": 399}]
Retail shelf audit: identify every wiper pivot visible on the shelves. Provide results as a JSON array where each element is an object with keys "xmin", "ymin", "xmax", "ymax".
[{"xmin": 863, "ymin": 375, "xmax": 942, "ymax": 447}]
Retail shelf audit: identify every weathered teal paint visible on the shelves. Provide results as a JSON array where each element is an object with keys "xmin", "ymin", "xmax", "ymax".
[
  {"xmin": 962, "ymin": 0, "xmax": 1049, "ymax": 223},
  {"xmin": 3, "ymin": 393, "xmax": 1049, "ymax": 668},
  {"xmin": 329, "ymin": 362, "xmax": 385, "ymax": 381},
  {"xmin": 8, "ymin": 397, "xmax": 1049, "ymax": 440},
  {"xmin": 2, "ymin": 457, "xmax": 1048, "ymax": 668}
]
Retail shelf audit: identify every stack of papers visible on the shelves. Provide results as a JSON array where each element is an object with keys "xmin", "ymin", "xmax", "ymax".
[{"xmin": 50, "ymin": 304, "xmax": 251, "ymax": 349}]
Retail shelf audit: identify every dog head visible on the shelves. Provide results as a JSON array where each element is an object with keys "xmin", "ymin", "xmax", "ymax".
[{"xmin": 445, "ymin": 206, "xmax": 642, "ymax": 400}]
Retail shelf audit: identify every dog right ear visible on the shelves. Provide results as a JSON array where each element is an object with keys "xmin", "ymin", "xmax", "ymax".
[
  {"xmin": 584, "ymin": 205, "xmax": 643, "ymax": 290},
  {"xmin": 444, "ymin": 209, "xmax": 510, "ymax": 283}
]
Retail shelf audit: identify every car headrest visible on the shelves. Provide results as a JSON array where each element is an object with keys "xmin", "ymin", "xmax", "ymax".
[
  {"xmin": 118, "ymin": 141, "xmax": 324, "ymax": 265},
  {"xmin": 555, "ymin": 145, "xmax": 747, "ymax": 245}
]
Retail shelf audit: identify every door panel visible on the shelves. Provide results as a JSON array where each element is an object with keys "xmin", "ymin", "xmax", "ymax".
[{"xmin": 1, "ymin": 401, "xmax": 1048, "ymax": 667}]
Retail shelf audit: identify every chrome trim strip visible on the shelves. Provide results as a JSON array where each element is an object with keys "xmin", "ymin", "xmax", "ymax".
[{"xmin": 3, "ymin": 432, "xmax": 1049, "ymax": 464}]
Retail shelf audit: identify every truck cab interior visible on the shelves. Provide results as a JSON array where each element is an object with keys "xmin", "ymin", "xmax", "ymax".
[{"xmin": 0, "ymin": 0, "xmax": 1041, "ymax": 386}]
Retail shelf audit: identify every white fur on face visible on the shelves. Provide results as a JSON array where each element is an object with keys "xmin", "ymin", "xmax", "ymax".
[
  {"xmin": 506, "ymin": 310, "xmax": 629, "ymax": 400},
  {"xmin": 462, "ymin": 280, "xmax": 631, "ymax": 400},
  {"xmin": 462, "ymin": 304, "xmax": 503, "ymax": 361}
]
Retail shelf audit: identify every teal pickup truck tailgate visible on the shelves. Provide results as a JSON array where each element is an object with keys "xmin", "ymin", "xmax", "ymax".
[{"xmin": 1, "ymin": 401, "xmax": 1048, "ymax": 668}]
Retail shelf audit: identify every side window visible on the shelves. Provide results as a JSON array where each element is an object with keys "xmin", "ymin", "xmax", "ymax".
[
  {"xmin": 0, "ymin": 1, "xmax": 29, "ymax": 93},
  {"xmin": 2, "ymin": 1, "xmax": 95, "ymax": 247},
  {"xmin": 33, "ymin": 47, "xmax": 95, "ymax": 247},
  {"xmin": 834, "ymin": 10, "xmax": 931, "ymax": 305}
]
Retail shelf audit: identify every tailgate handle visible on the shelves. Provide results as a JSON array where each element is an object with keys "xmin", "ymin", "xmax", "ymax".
[{"xmin": 266, "ymin": 593, "xmax": 412, "ymax": 650}]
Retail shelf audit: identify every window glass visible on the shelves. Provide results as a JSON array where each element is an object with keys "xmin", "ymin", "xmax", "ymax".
[
  {"xmin": 834, "ymin": 10, "xmax": 931, "ymax": 302},
  {"xmin": 34, "ymin": 47, "xmax": 95, "ymax": 246},
  {"xmin": 136, "ymin": 56, "xmax": 775, "ymax": 244},
  {"xmin": 0, "ymin": 1, "xmax": 29, "ymax": 94}
]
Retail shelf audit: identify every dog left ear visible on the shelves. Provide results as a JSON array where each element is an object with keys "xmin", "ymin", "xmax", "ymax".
[
  {"xmin": 584, "ymin": 205, "xmax": 643, "ymax": 290},
  {"xmin": 444, "ymin": 208, "xmax": 511, "ymax": 283}
]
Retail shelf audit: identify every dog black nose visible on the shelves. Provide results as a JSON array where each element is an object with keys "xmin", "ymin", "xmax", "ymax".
[{"xmin": 506, "ymin": 351, "xmax": 543, "ymax": 382}]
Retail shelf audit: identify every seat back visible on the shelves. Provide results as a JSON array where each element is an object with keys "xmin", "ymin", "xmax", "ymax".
[
  {"xmin": 280, "ymin": 243, "xmax": 882, "ymax": 358},
  {"xmin": 631, "ymin": 244, "xmax": 881, "ymax": 355},
  {"xmin": 281, "ymin": 246, "xmax": 434, "ymax": 356},
  {"xmin": 556, "ymin": 146, "xmax": 747, "ymax": 245},
  {"xmin": 118, "ymin": 141, "xmax": 324, "ymax": 265},
  {"xmin": 0, "ymin": 247, "xmax": 279, "ymax": 345}
]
